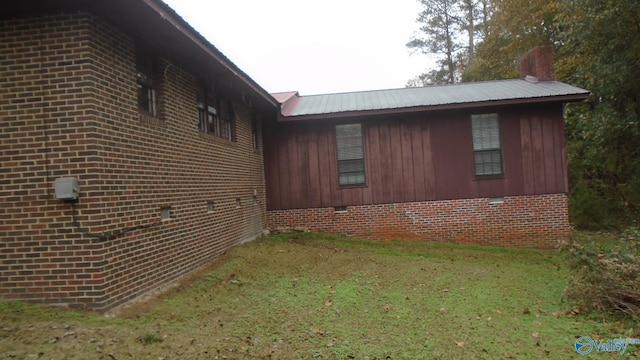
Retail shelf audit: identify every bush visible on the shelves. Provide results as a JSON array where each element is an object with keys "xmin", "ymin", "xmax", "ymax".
[{"xmin": 564, "ymin": 229, "xmax": 640, "ymax": 320}]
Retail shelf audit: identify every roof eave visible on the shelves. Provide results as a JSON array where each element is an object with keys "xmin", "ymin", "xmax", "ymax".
[
  {"xmin": 277, "ymin": 93, "xmax": 590, "ymax": 122},
  {"xmin": 140, "ymin": 0, "xmax": 278, "ymax": 109}
]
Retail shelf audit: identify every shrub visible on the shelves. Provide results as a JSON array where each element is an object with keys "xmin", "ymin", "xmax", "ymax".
[{"xmin": 564, "ymin": 229, "xmax": 640, "ymax": 320}]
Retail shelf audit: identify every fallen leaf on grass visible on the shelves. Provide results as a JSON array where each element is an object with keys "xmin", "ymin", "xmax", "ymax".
[
  {"xmin": 456, "ymin": 341, "xmax": 465, "ymax": 347},
  {"xmin": 439, "ymin": 307, "xmax": 447, "ymax": 313},
  {"xmin": 325, "ymin": 301, "xmax": 333, "ymax": 307},
  {"xmin": 522, "ymin": 307, "xmax": 530, "ymax": 314},
  {"xmin": 312, "ymin": 329, "xmax": 324, "ymax": 335},
  {"xmin": 532, "ymin": 333, "xmax": 540, "ymax": 347},
  {"xmin": 535, "ymin": 306, "xmax": 548, "ymax": 314}
]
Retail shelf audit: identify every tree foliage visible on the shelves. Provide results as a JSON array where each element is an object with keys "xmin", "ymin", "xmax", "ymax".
[
  {"xmin": 556, "ymin": 0, "xmax": 640, "ymax": 228},
  {"xmin": 462, "ymin": 0, "xmax": 561, "ymax": 81},
  {"xmin": 407, "ymin": 0, "xmax": 493, "ymax": 85}
]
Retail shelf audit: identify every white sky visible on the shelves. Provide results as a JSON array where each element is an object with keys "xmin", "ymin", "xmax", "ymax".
[{"xmin": 162, "ymin": 0, "xmax": 436, "ymax": 95}]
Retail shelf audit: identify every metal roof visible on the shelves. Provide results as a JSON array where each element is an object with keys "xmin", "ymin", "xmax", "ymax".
[{"xmin": 277, "ymin": 78, "xmax": 590, "ymax": 120}]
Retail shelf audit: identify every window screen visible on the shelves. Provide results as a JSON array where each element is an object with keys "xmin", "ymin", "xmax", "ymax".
[
  {"xmin": 471, "ymin": 114, "xmax": 503, "ymax": 176},
  {"xmin": 336, "ymin": 123, "xmax": 366, "ymax": 186}
]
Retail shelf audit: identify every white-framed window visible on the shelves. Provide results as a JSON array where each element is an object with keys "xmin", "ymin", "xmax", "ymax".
[
  {"xmin": 471, "ymin": 113, "xmax": 503, "ymax": 177},
  {"xmin": 335, "ymin": 123, "xmax": 366, "ymax": 186}
]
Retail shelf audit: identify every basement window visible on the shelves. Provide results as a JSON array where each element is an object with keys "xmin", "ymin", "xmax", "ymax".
[
  {"xmin": 336, "ymin": 123, "xmax": 366, "ymax": 186},
  {"xmin": 160, "ymin": 206, "xmax": 172, "ymax": 220},
  {"xmin": 471, "ymin": 114, "xmax": 503, "ymax": 177}
]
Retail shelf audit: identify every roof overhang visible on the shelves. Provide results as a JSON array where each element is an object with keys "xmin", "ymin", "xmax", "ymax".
[
  {"xmin": 2, "ymin": 0, "xmax": 279, "ymax": 113},
  {"xmin": 277, "ymin": 93, "xmax": 590, "ymax": 122},
  {"xmin": 274, "ymin": 79, "xmax": 590, "ymax": 122}
]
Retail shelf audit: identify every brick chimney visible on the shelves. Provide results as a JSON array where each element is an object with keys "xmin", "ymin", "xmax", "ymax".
[{"xmin": 519, "ymin": 46, "xmax": 555, "ymax": 81}]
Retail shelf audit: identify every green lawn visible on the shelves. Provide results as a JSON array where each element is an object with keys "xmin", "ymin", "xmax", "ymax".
[{"xmin": 1, "ymin": 232, "xmax": 637, "ymax": 359}]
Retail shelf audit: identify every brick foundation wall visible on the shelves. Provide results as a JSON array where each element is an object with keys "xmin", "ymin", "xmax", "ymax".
[
  {"xmin": 1, "ymin": 13, "xmax": 267, "ymax": 310},
  {"xmin": 267, "ymin": 194, "xmax": 570, "ymax": 249}
]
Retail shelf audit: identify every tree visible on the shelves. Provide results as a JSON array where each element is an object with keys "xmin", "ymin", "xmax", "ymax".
[
  {"xmin": 407, "ymin": 0, "xmax": 494, "ymax": 86},
  {"xmin": 407, "ymin": 0, "xmax": 461, "ymax": 84},
  {"xmin": 556, "ymin": 0, "xmax": 640, "ymax": 228},
  {"xmin": 462, "ymin": 0, "xmax": 561, "ymax": 82}
]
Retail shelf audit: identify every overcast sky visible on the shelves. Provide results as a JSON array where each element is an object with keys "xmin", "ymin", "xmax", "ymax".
[{"xmin": 162, "ymin": 0, "xmax": 435, "ymax": 95}]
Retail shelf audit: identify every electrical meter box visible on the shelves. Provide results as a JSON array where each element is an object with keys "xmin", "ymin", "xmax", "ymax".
[{"xmin": 54, "ymin": 177, "xmax": 79, "ymax": 200}]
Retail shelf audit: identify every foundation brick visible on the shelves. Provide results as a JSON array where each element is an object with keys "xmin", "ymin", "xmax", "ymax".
[{"xmin": 267, "ymin": 194, "xmax": 570, "ymax": 249}]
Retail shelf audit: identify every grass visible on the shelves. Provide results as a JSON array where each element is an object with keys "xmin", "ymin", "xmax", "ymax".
[{"xmin": 1, "ymin": 232, "xmax": 638, "ymax": 359}]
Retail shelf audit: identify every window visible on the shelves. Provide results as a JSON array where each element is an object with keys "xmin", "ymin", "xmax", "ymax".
[
  {"xmin": 336, "ymin": 123, "xmax": 366, "ymax": 186},
  {"xmin": 471, "ymin": 113, "xmax": 503, "ymax": 177},
  {"xmin": 136, "ymin": 54, "xmax": 156, "ymax": 116},
  {"xmin": 197, "ymin": 87, "xmax": 235, "ymax": 141},
  {"xmin": 219, "ymin": 99, "xmax": 234, "ymax": 140}
]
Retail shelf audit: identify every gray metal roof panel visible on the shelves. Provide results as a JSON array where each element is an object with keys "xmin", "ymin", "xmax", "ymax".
[{"xmin": 282, "ymin": 79, "xmax": 589, "ymax": 117}]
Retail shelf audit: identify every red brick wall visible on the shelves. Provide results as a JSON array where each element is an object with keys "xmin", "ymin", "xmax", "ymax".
[
  {"xmin": 1, "ymin": 13, "xmax": 267, "ymax": 310},
  {"xmin": 267, "ymin": 193, "xmax": 570, "ymax": 249},
  {"xmin": 519, "ymin": 46, "xmax": 555, "ymax": 81}
]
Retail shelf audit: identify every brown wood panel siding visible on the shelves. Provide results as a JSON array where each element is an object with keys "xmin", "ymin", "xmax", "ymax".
[
  {"xmin": 542, "ymin": 114, "xmax": 558, "ymax": 193},
  {"xmin": 377, "ymin": 123, "xmax": 395, "ymax": 203},
  {"xmin": 421, "ymin": 121, "xmax": 437, "ymax": 199},
  {"xmin": 411, "ymin": 122, "xmax": 427, "ymax": 200},
  {"xmin": 306, "ymin": 129, "xmax": 322, "ymax": 208},
  {"xmin": 389, "ymin": 122, "xmax": 406, "ymax": 203},
  {"xmin": 317, "ymin": 127, "xmax": 334, "ymax": 206},
  {"xmin": 367, "ymin": 124, "xmax": 384, "ymax": 204},
  {"xmin": 431, "ymin": 115, "xmax": 475, "ymax": 200},
  {"xmin": 264, "ymin": 104, "xmax": 568, "ymax": 210},
  {"xmin": 401, "ymin": 123, "xmax": 416, "ymax": 201},
  {"xmin": 530, "ymin": 116, "xmax": 547, "ymax": 194},
  {"xmin": 516, "ymin": 103, "xmax": 568, "ymax": 196},
  {"xmin": 485, "ymin": 113, "xmax": 524, "ymax": 197},
  {"xmin": 520, "ymin": 115, "xmax": 536, "ymax": 195}
]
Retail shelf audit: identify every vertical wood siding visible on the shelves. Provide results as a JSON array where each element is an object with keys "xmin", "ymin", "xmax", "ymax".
[{"xmin": 264, "ymin": 104, "xmax": 567, "ymax": 210}]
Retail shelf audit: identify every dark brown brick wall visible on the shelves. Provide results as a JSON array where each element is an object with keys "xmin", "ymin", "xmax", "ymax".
[
  {"xmin": 268, "ymin": 194, "xmax": 570, "ymax": 249},
  {"xmin": 1, "ymin": 12, "xmax": 267, "ymax": 310}
]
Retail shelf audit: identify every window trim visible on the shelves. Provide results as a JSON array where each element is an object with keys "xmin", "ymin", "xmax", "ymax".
[
  {"xmin": 335, "ymin": 123, "xmax": 367, "ymax": 187},
  {"xmin": 471, "ymin": 113, "xmax": 504, "ymax": 179}
]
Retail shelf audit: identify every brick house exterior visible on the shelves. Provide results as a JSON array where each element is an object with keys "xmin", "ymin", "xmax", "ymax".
[
  {"xmin": 1, "ymin": 1, "xmax": 588, "ymax": 310},
  {"xmin": 1, "ymin": 2, "xmax": 277, "ymax": 310}
]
